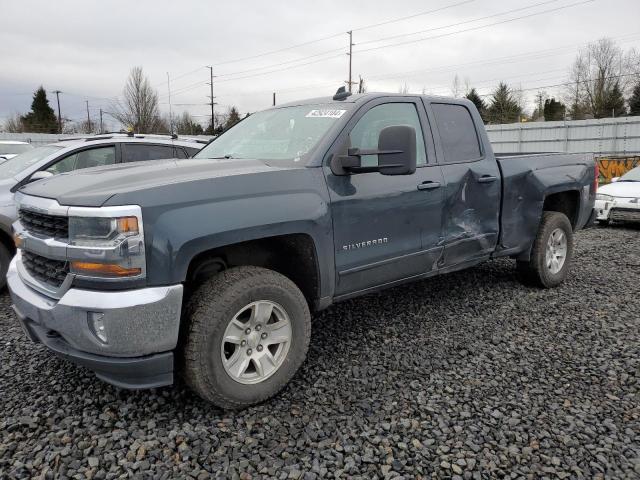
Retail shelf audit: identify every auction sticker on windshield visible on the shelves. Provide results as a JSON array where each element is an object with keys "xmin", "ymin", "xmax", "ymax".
[{"xmin": 306, "ymin": 109, "xmax": 346, "ymax": 118}]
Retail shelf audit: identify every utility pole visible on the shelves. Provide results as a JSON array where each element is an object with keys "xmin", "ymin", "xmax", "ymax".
[
  {"xmin": 273, "ymin": 92, "xmax": 276, "ymax": 106},
  {"xmin": 346, "ymin": 31, "xmax": 356, "ymax": 93},
  {"xmin": 167, "ymin": 72, "xmax": 174, "ymax": 135},
  {"xmin": 99, "ymin": 108, "xmax": 104, "ymax": 134},
  {"xmin": 85, "ymin": 100, "xmax": 91, "ymax": 132},
  {"xmin": 206, "ymin": 66, "xmax": 216, "ymax": 133},
  {"xmin": 52, "ymin": 90, "xmax": 62, "ymax": 134}
]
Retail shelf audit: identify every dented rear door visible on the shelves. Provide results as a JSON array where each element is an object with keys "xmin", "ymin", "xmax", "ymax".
[{"xmin": 425, "ymin": 100, "xmax": 501, "ymax": 267}]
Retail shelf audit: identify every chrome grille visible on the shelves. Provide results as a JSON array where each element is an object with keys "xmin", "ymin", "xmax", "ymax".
[
  {"xmin": 610, "ymin": 208, "xmax": 640, "ymax": 223},
  {"xmin": 19, "ymin": 209, "xmax": 69, "ymax": 238},
  {"xmin": 22, "ymin": 251, "xmax": 69, "ymax": 288}
]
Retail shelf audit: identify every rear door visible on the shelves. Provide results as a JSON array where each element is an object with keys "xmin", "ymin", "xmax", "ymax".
[
  {"xmin": 325, "ymin": 97, "xmax": 445, "ymax": 296},
  {"xmin": 425, "ymin": 101, "xmax": 500, "ymax": 267}
]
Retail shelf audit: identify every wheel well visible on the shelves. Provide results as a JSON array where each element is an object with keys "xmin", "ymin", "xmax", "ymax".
[
  {"xmin": 543, "ymin": 191, "xmax": 579, "ymax": 229},
  {"xmin": 0, "ymin": 229, "xmax": 15, "ymax": 255},
  {"xmin": 185, "ymin": 233, "xmax": 320, "ymax": 307}
]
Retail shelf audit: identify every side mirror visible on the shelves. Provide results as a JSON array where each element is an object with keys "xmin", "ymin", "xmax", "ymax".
[
  {"xmin": 28, "ymin": 170, "xmax": 54, "ymax": 183},
  {"xmin": 611, "ymin": 177, "xmax": 619, "ymax": 183},
  {"xmin": 331, "ymin": 125, "xmax": 417, "ymax": 176}
]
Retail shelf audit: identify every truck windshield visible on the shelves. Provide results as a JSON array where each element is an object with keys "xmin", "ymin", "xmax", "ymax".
[
  {"xmin": 195, "ymin": 105, "xmax": 347, "ymax": 163},
  {"xmin": 0, "ymin": 145, "xmax": 63, "ymax": 180}
]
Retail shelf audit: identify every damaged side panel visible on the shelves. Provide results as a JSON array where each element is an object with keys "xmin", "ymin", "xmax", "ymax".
[
  {"xmin": 438, "ymin": 159, "xmax": 501, "ymax": 268},
  {"xmin": 495, "ymin": 154, "xmax": 594, "ymax": 260}
]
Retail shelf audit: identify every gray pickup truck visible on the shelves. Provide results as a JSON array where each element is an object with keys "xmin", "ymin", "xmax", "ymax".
[{"xmin": 8, "ymin": 90, "xmax": 597, "ymax": 409}]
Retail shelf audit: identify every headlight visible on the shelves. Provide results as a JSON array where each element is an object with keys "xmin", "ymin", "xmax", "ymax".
[
  {"xmin": 596, "ymin": 194, "xmax": 613, "ymax": 201},
  {"xmin": 67, "ymin": 205, "xmax": 146, "ymax": 280}
]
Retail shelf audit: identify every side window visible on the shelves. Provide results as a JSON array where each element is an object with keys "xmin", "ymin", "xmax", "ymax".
[
  {"xmin": 175, "ymin": 147, "xmax": 188, "ymax": 159},
  {"xmin": 432, "ymin": 103, "xmax": 482, "ymax": 164},
  {"xmin": 123, "ymin": 144, "xmax": 176, "ymax": 162},
  {"xmin": 46, "ymin": 154, "xmax": 77, "ymax": 174},
  {"xmin": 74, "ymin": 146, "xmax": 116, "ymax": 170},
  {"xmin": 349, "ymin": 103, "xmax": 427, "ymax": 166}
]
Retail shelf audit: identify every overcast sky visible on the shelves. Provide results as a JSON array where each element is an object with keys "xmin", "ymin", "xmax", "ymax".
[{"xmin": 2, "ymin": 0, "xmax": 639, "ymax": 128}]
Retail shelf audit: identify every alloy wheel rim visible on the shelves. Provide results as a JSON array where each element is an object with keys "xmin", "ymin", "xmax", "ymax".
[
  {"xmin": 221, "ymin": 300, "xmax": 292, "ymax": 385},
  {"xmin": 545, "ymin": 228, "xmax": 568, "ymax": 274}
]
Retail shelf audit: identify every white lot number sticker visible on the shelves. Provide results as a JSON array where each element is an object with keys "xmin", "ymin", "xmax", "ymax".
[{"xmin": 306, "ymin": 109, "xmax": 346, "ymax": 118}]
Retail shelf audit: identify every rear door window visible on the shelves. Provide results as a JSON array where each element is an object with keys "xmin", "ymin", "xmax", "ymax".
[
  {"xmin": 431, "ymin": 103, "xmax": 482, "ymax": 164},
  {"xmin": 123, "ymin": 144, "xmax": 177, "ymax": 162}
]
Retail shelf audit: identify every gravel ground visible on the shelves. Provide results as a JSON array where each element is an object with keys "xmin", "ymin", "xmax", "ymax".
[{"xmin": 1, "ymin": 225, "xmax": 639, "ymax": 480}]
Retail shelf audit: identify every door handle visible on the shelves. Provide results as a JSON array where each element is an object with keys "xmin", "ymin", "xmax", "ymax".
[
  {"xmin": 477, "ymin": 175, "xmax": 498, "ymax": 184},
  {"xmin": 417, "ymin": 181, "xmax": 441, "ymax": 191}
]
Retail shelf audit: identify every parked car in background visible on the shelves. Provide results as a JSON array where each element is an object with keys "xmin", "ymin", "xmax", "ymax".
[
  {"xmin": 0, "ymin": 133, "xmax": 206, "ymax": 287},
  {"xmin": 0, "ymin": 140, "xmax": 33, "ymax": 161},
  {"xmin": 595, "ymin": 166, "xmax": 640, "ymax": 224}
]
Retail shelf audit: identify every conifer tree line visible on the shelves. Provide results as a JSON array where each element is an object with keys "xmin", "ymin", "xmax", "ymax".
[{"xmin": 3, "ymin": 37, "xmax": 640, "ymax": 133}]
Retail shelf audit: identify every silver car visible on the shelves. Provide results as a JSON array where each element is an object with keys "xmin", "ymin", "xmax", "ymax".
[
  {"xmin": 0, "ymin": 140, "xmax": 34, "ymax": 161},
  {"xmin": 0, "ymin": 133, "xmax": 206, "ymax": 287}
]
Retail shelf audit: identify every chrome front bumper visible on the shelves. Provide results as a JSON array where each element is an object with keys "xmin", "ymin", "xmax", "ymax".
[{"xmin": 8, "ymin": 255, "xmax": 183, "ymax": 358}]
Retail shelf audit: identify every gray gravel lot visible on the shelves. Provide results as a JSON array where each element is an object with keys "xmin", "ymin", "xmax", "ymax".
[{"xmin": 1, "ymin": 226, "xmax": 639, "ymax": 479}]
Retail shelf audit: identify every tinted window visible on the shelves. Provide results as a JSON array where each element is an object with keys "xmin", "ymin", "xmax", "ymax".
[
  {"xmin": 184, "ymin": 147, "xmax": 201, "ymax": 158},
  {"xmin": 175, "ymin": 147, "xmax": 188, "ymax": 159},
  {"xmin": 123, "ymin": 144, "xmax": 176, "ymax": 162},
  {"xmin": 349, "ymin": 103, "xmax": 427, "ymax": 166},
  {"xmin": 432, "ymin": 104, "xmax": 482, "ymax": 163}
]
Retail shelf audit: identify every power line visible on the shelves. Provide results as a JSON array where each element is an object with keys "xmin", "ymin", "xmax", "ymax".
[
  {"xmin": 356, "ymin": 0, "xmax": 563, "ymax": 46},
  {"xmin": 356, "ymin": 0, "xmax": 597, "ymax": 54}
]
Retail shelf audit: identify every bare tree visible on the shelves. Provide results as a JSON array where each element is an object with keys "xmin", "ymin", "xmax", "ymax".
[
  {"xmin": 568, "ymin": 38, "xmax": 638, "ymax": 118},
  {"xmin": 451, "ymin": 74, "xmax": 462, "ymax": 97},
  {"xmin": 398, "ymin": 83, "xmax": 410, "ymax": 94},
  {"xmin": 111, "ymin": 67, "xmax": 160, "ymax": 133},
  {"xmin": 3, "ymin": 114, "xmax": 25, "ymax": 133},
  {"xmin": 357, "ymin": 75, "xmax": 367, "ymax": 94}
]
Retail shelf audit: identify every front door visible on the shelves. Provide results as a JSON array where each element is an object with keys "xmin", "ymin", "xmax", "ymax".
[{"xmin": 325, "ymin": 98, "xmax": 445, "ymax": 296}]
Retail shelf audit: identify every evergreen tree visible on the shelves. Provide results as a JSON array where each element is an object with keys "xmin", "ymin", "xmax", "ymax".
[
  {"xmin": 486, "ymin": 83, "xmax": 522, "ymax": 124},
  {"xmin": 629, "ymin": 82, "xmax": 640, "ymax": 116},
  {"xmin": 224, "ymin": 107, "xmax": 241, "ymax": 130},
  {"xmin": 21, "ymin": 86, "xmax": 58, "ymax": 133},
  {"xmin": 465, "ymin": 88, "xmax": 486, "ymax": 122},
  {"xmin": 601, "ymin": 82, "xmax": 626, "ymax": 117},
  {"xmin": 543, "ymin": 98, "xmax": 566, "ymax": 121}
]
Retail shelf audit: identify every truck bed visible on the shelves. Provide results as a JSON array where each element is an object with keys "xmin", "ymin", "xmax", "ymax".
[{"xmin": 495, "ymin": 152, "xmax": 595, "ymax": 258}]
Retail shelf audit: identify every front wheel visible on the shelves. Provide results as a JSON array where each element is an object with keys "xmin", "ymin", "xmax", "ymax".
[
  {"xmin": 517, "ymin": 211, "xmax": 574, "ymax": 288},
  {"xmin": 183, "ymin": 266, "xmax": 311, "ymax": 409},
  {"xmin": 0, "ymin": 243, "xmax": 12, "ymax": 290}
]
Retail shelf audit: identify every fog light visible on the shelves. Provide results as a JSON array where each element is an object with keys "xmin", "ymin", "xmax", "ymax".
[{"xmin": 88, "ymin": 311, "xmax": 107, "ymax": 344}]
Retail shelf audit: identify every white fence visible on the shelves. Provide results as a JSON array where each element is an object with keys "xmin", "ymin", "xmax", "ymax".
[
  {"xmin": 486, "ymin": 116, "xmax": 640, "ymax": 155},
  {"xmin": 3, "ymin": 115, "xmax": 640, "ymax": 155}
]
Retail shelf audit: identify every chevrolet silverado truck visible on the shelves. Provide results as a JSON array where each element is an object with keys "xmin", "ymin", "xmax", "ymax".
[{"xmin": 8, "ymin": 90, "xmax": 597, "ymax": 409}]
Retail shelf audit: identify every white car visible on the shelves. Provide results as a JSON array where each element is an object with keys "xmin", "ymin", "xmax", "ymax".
[
  {"xmin": 0, "ymin": 141, "xmax": 33, "ymax": 162},
  {"xmin": 595, "ymin": 166, "xmax": 640, "ymax": 224}
]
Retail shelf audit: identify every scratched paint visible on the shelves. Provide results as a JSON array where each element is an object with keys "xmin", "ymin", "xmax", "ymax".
[{"xmin": 597, "ymin": 156, "xmax": 640, "ymax": 184}]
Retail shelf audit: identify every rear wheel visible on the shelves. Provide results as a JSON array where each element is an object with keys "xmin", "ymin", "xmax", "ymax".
[
  {"xmin": 183, "ymin": 266, "xmax": 311, "ymax": 409},
  {"xmin": 517, "ymin": 211, "xmax": 574, "ymax": 288}
]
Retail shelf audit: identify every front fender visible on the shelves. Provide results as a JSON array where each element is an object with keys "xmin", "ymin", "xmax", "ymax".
[{"xmin": 143, "ymin": 169, "xmax": 334, "ymax": 299}]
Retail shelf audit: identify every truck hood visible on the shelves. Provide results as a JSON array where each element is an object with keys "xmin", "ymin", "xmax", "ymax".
[{"xmin": 18, "ymin": 158, "xmax": 289, "ymax": 207}]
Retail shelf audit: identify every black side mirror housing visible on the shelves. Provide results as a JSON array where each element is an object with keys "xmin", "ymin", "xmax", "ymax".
[{"xmin": 331, "ymin": 125, "xmax": 417, "ymax": 176}]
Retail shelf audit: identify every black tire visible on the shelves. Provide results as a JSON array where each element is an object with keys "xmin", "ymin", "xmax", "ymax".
[
  {"xmin": 183, "ymin": 266, "xmax": 311, "ymax": 409},
  {"xmin": 517, "ymin": 211, "xmax": 574, "ymax": 288},
  {"xmin": 0, "ymin": 243, "xmax": 12, "ymax": 290}
]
